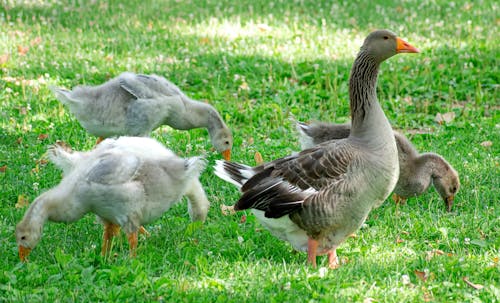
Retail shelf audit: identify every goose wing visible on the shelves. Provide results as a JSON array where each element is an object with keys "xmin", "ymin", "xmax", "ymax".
[
  {"xmin": 119, "ymin": 73, "xmax": 185, "ymax": 99},
  {"xmin": 236, "ymin": 139, "xmax": 359, "ymax": 218},
  {"xmin": 85, "ymin": 151, "xmax": 141, "ymax": 185}
]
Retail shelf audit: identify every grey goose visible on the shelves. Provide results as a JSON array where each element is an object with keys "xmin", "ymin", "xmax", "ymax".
[
  {"xmin": 214, "ymin": 30, "xmax": 419, "ymax": 269},
  {"xmin": 16, "ymin": 137, "xmax": 209, "ymax": 261},
  {"xmin": 51, "ymin": 73, "xmax": 232, "ymax": 160}
]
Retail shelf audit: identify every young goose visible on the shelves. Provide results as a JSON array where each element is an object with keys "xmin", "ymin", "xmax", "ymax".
[
  {"xmin": 215, "ymin": 30, "xmax": 419, "ymax": 269},
  {"xmin": 296, "ymin": 121, "xmax": 460, "ymax": 211},
  {"xmin": 51, "ymin": 72, "xmax": 232, "ymax": 160},
  {"xmin": 16, "ymin": 137, "xmax": 210, "ymax": 261}
]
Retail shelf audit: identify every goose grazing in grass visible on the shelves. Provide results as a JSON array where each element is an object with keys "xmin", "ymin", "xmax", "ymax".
[
  {"xmin": 16, "ymin": 137, "xmax": 210, "ymax": 261},
  {"xmin": 214, "ymin": 30, "xmax": 419, "ymax": 269},
  {"xmin": 50, "ymin": 72, "xmax": 232, "ymax": 160},
  {"xmin": 296, "ymin": 121, "xmax": 460, "ymax": 211}
]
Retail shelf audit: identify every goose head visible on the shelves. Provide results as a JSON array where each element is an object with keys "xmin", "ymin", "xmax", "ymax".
[
  {"xmin": 16, "ymin": 220, "xmax": 42, "ymax": 262},
  {"xmin": 432, "ymin": 165, "xmax": 460, "ymax": 212},
  {"xmin": 211, "ymin": 127, "xmax": 233, "ymax": 160},
  {"xmin": 361, "ymin": 30, "xmax": 420, "ymax": 63},
  {"xmin": 207, "ymin": 110, "xmax": 233, "ymax": 160}
]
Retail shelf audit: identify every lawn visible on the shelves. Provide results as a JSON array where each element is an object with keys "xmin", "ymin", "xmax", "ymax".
[{"xmin": 0, "ymin": 0, "xmax": 499, "ymax": 302}]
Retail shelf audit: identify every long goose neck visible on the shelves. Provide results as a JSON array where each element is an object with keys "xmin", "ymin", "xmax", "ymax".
[
  {"xmin": 171, "ymin": 97, "xmax": 215, "ymax": 130},
  {"xmin": 349, "ymin": 51, "xmax": 386, "ymax": 137},
  {"xmin": 417, "ymin": 153, "xmax": 448, "ymax": 179},
  {"xmin": 19, "ymin": 193, "xmax": 51, "ymax": 230}
]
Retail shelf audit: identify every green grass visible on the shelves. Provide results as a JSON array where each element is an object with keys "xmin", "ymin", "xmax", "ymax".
[{"xmin": 1, "ymin": 0, "xmax": 499, "ymax": 302}]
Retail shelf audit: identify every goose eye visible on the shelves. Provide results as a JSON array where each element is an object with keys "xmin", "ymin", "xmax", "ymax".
[
  {"xmin": 21, "ymin": 236, "xmax": 26, "ymax": 240},
  {"xmin": 225, "ymin": 141, "xmax": 229, "ymax": 145},
  {"xmin": 383, "ymin": 36, "xmax": 389, "ymax": 40}
]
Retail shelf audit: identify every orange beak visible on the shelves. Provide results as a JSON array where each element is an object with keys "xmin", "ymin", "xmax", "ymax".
[
  {"xmin": 396, "ymin": 37, "xmax": 420, "ymax": 53},
  {"xmin": 19, "ymin": 245, "xmax": 31, "ymax": 262},
  {"xmin": 222, "ymin": 149, "xmax": 231, "ymax": 161}
]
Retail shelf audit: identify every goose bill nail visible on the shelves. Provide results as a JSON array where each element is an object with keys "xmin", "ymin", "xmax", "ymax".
[
  {"xmin": 19, "ymin": 245, "xmax": 31, "ymax": 261},
  {"xmin": 396, "ymin": 38, "xmax": 420, "ymax": 53},
  {"xmin": 222, "ymin": 149, "xmax": 231, "ymax": 161}
]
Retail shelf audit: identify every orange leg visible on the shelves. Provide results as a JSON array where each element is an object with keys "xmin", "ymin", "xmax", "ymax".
[
  {"xmin": 127, "ymin": 232, "xmax": 138, "ymax": 257},
  {"xmin": 307, "ymin": 238, "xmax": 319, "ymax": 268},
  {"xmin": 101, "ymin": 222, "xmax": 121, "ymax": 256},
  {"xmin": 327, "ymin": 249, "xmax": 339, "ymax": 269}
]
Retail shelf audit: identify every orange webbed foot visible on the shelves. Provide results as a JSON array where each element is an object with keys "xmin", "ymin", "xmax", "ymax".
[{"xmin": 327, "ymin": 249, "xmax": 339, "ymax": 269}]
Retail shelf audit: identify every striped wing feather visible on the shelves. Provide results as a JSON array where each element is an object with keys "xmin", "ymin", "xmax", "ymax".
[{"xmin": 236, "ymin": 140, "xmax": 358, "ymax": 218}]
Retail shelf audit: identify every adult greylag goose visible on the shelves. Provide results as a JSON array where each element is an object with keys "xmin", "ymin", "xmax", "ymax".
[
  {"xmin": 214, "ymin": 30, "xmax": 419, "ymax": 269},
  {"xmin": 16, "ymin": 137, "xmax": 210, "ymax": 261},
  {"xmin": 50, "ymin": 72, "xmax": 232, "ymax": 160},
  {"xmin": 296, "ymin": 121, "xmax": 460, "ymax": 211}
]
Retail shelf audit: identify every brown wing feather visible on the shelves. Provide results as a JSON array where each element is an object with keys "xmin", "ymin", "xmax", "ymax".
[
  {"xmin": 271, "ymin": 140, "xmax": 356, "ymax": 189},
  {"xmin": 236, "ymin": 139, "xmax": 359, "ymax": 218}
]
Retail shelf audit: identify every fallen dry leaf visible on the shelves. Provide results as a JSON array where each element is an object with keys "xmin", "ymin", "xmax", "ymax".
[
  {"xmin": 463, "ymin": 277, "xmax": 484, "ymax": 290},
  {"xmin": 37, "ymin": 134, "xmax": 49, "ymax": 140},
  {"xmin": 434, "ymin": 112, "xmax": 456, "ymax": 124},
  {"xmin": 17, "ymin": 45, "xmax": 29, "ymax": 56},
  {"xmin": 254, "ymin": 151, "xmax": 264, "ymax": 165},
  {"xmin": 220, "ymin": 204, "xmax": 236, "ymax": 216},
  {"xmin": 414, "ymin": 270, "xmax": 427, "ymax": 282},
  {"xmin": 480, "ymin": 141, "xmax": 492, "ymax": 147},
  {"xmin": 425, "ymin": 249, "xmax": 446, "ymax": 260},
  {"xmin": 0, "ymin": 165, "xmax": 6, "ymax": 172},
  {"xmin": 396, "ymin": 237, "xmax": 404, "ymax": 244},
  {"xmin": 0, "ymin": 53, "xmax": 9, "ymax": 65},
  {"xmin": 37, "ymin": 159, "xmax": 48, "ymax": 165},
  {"xmin": 30, "ymin": 36, "xmax": 42, "ymax": 46},
  {"xmin": 240, "ymin": 214, "xmax": 247, "ymax": 223},
  {"xmin": 15, "ymin": 195, "xmax": 30, "ymax": 208},
  {"xmin": 363, "ymin": 298, "xmax": 376, "ymax": 303}
]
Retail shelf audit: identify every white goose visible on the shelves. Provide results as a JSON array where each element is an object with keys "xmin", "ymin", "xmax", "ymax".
[
  {"xmin": 16, "ymin": 137, "xmax": 210, "ymax": 261},
  {"xmin": 51, "ymin": 72, "xmax": 232, "ymax": 160},
  {"xmin": 296, "ymin": 121, "xmax": 460, "ymax": 211},
  {"xmin": 215, "ymin": 30, "xmax": 419, "ymax": 269}
]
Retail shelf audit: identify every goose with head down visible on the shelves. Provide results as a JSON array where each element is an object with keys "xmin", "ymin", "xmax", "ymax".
[
  {"xmin": 51, "ymin": 73, "xmax": 232, "ymax": 160},
  {"xmin": 16, "ymin": 136, "xmax": 210, "ymax": 261},
  {"xmin": 214, "ymin": 30, "xmax": 419, "ymax": 269},
  {"xmin": 296, "ymin": 121, "xmax": 460, "ymax": 211}
]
